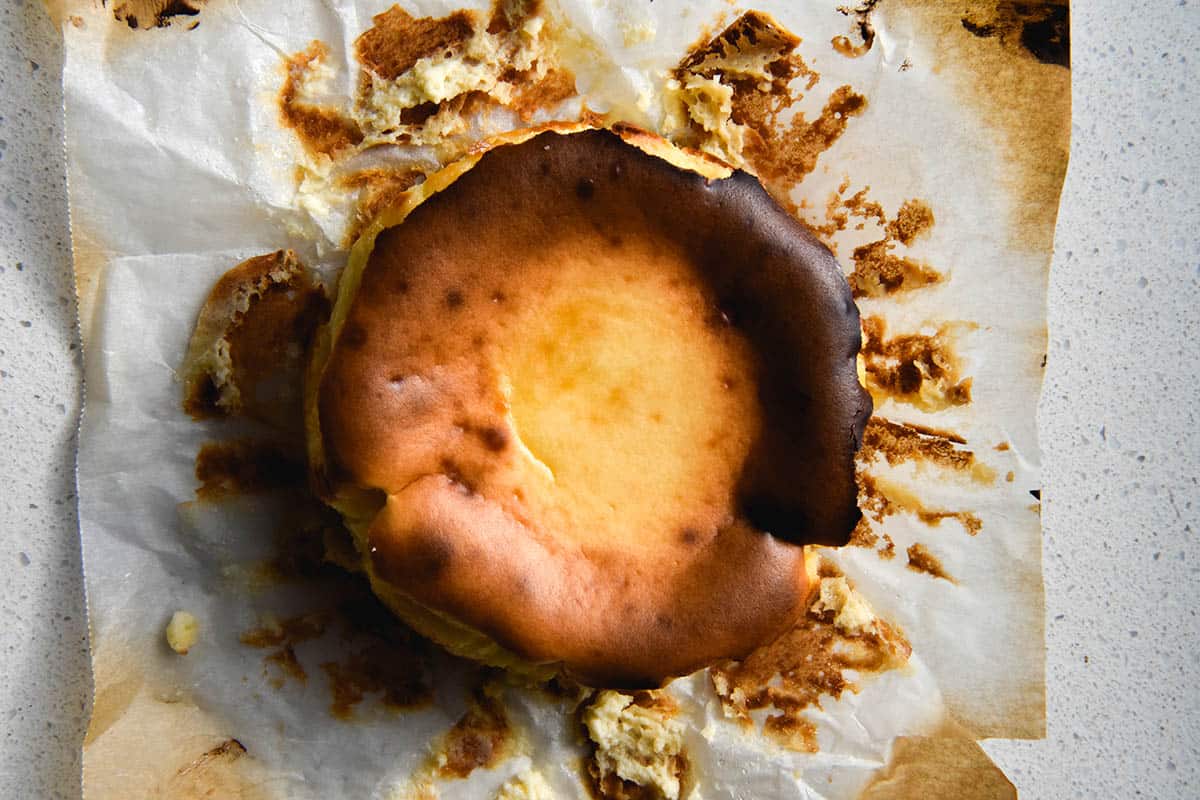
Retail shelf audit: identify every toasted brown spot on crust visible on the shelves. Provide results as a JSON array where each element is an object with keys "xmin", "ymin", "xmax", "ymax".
[
  {"xmin": 432, "ymin": 687, "xmax": 513, "ymax": 779},
  {"xmin": 906, "ymin": 543, "xmax": 956, "ymax": 582},
  {"xmin": 710, "ymin": 590, "xmax": 910, "ymax": 752},
  {"xmin": 194, "ymin": 440, "xmax": 307, "ymax": 500},
  {"xmin": 355, "ymin": 6, "xmax": 477, "ymax": 81},
  {"xmin": 280, "ymin": 42, "xmax": 364, "ymax": 158},
  {"xmin": 861, "ymin": 316, "xmax": 972, "ymax": 411}
]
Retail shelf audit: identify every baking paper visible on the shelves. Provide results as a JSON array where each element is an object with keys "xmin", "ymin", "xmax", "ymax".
[{"xmin": 53, "ymin": 0, "xmax": 1070, "ymax": 796}]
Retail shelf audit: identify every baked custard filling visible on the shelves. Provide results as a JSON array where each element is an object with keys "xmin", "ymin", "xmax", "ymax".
[
  {"xmin": 500, "ymin": 240, "xmax": 762, "ymax": 552},
  {"xmin": 310, "ymin": 125, "xmax": 870, "ymax": 686}
]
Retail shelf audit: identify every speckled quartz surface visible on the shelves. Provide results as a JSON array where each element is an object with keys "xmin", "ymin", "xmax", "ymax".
[{"xmin": 0, "ymin": 1, "xmax": 1196, "ymax": 797}]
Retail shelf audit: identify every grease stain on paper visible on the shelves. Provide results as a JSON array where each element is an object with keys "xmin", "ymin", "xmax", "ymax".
[
  {"xmin": 106, "ymin": 0, "xmax": 206, "ymax": 30},
  {"xmin": 709, "ymin": 568, "xmax": 910, "ymax": 753}
]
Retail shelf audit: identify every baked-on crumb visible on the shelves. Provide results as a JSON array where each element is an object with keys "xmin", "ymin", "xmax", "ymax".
[{"xmin": 166, "ymin": 611, "xmax": 200, "ymax": 655}]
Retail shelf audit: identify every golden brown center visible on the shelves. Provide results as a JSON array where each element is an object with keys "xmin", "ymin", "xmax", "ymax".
[{"xmin": 492, "ymin": 239, "xmax": 760, "ymax": 549}]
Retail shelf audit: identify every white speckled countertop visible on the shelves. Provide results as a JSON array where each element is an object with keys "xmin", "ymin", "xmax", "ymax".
[{"xmin": 0, "ymin": 0, "xmax": 1196, "ymax": 797}]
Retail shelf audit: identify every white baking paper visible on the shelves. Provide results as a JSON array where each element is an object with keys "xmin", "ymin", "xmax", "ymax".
[{"xmin": 56, "ymin": 0, "xmax": 1069, "ymax": 797}]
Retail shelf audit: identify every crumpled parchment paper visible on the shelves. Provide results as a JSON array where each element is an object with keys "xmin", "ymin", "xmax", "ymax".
[{"xmin": 52, "ymin": 0, "xmax": 1069, "ymax": 797}]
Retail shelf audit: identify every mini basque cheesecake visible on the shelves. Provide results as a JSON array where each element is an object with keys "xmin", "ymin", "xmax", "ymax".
[{"xmin": 307, "ymin": 124, "xmax": 871, "ymax": 687}]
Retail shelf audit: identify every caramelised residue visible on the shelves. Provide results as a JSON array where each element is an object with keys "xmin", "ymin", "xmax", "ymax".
[
  {"xmin": 861, "ymin": 316, "xmax": 972, "ymax": 412},
  {"xmin": 236, "ymin": 588, "xmax": 436, "ymax": 716},
  {"xmin": 709, "ymin": 574, "xmax": 910, "ymax": 753},
  {"xmin": 339, "ymin": 167, "xmax": 427, "ymax": 244},
  {"xmin": 194, "ymin": 439, "xmax": 307, "ymax": 500},
  {"xmin": 847, "ymin": 199, "xmax": 941, "ymax": 298},
  {"xmin": 431, "ymin": 684, "xmax": 514, "ymax": 779},
  {"xmin": 240, "ymin": 612, "xmax": 330, "ymax": 688},
  {"xmin": 831, "ymin": 1, "xmax": 880, "ymax": 59},
  {"xmin": 906, "ymin": 542, "xmax": 956, "ymax": 582},
  {"xmin": 108, "ymin": 0, "xmax": 205, "ymax": 30},
  {"xmin": 806, "ymin": 181, "xmax": 940, "ymax": 297},
  {"xmin": 859, "ymin": 473, "xmax": 982, "ymax": 537},
  {"xmin": 961, "ymin": 1, "xmax": 1069, "ymax": 68},
  {"xmin": 860, "ymin": 418, "xmax": 973, "ymax": 472},
  {"xmin": 582, "ymin": 690, "xmax": 689, "ymax": 800},
  {"xmin": 277, "ymin": 0, "xmax": 580, "ymax": 244},
  {"xmin": 669, "ymin": 12, "xmax": 866, "ymax": 202},
  {"xmin": 280, "ymin": 41, "xmax": 364, "ymax": 158},
  {"xmin": 181, "ymin": 249, "xmax": 329, "ymax": 432}
]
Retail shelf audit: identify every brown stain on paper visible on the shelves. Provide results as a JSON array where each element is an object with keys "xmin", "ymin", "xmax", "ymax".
[
  {"xmin": 904, "ymin": 0, "xmax": 1070, "ymax": 255},
  {"xmin": 280, "ymin": 42, "xmax": 364, "ymax": 158},
  {"xmin": 107, "ymin": 0, "xmax": 205, "ymax": 30},
  {"xmin": 431, "ymin": 686, "xmax": 514, "ymax": 779},
  {"xmin": 673, "ymin": 11, "xmax": 867, "ymax": 205},
  {"xmin": 906, "ymin": 542, "xmax": 956, "ymax": 582},
  {"xmin": 860, "ymin": 473, "xmax": 982, "ymax": 537},
  {"xmin": 710, "ymin": 589, "xmax": 910, "ymax": 752},
  {"xmin": 194, "ymin": 439, "xmax": 307, "ymax": 500},
  {"xmin": 961, "ymin": 1, "xmax": 1069, "ymax": 68},
  {"xmin": 861, "ymin": 316, "xmax": 973, "ymax": 412},
  {"xmin": 239, "ymin": 612, "xmax": 329, "ymax": 688},
  {"xmin": 831, "ymin": 1, "xmax": 880, "ymax": 59},
  {"xmin": 858, "ymin": 733, "xmax": 1015, "ymax": 800}
]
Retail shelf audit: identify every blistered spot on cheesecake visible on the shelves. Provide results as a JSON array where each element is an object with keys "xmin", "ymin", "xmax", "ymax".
[
  {"xmin": 906, "ymin": 542, "xmax": 956, "ymax": 582},
  {"xmin": 861, "ymin": 316, "xmax": 973, "ymax": 411},
  {"xmin": 709, "ymin": 572, "xmax": 910, "ymax": 752}
]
